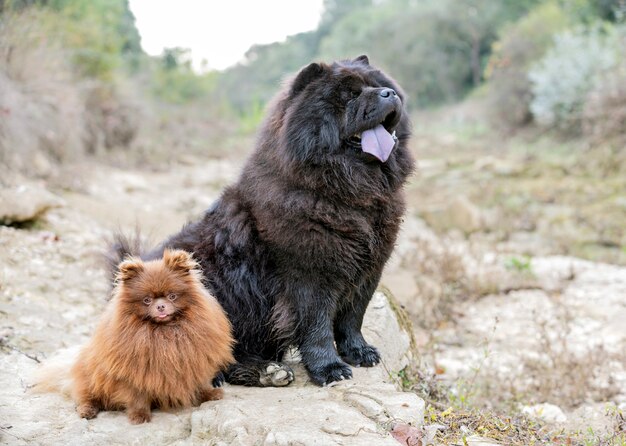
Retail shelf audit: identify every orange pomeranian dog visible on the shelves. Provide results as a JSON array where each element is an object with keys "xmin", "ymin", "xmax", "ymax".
[{"xmin": 34, "ymin": 249, "xmax": 234, "ymax": 424}]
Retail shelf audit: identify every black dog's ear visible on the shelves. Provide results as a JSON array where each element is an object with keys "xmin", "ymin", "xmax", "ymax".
[
  {"xmin": 291, "ymin": 62, "xmax": 326, "ymax": 96},
  {"xmin": 118, "ymin": 258, "xmax": 144, "ymax": 282},
  {"xmin": 354, "ymin": 54, "xmax": 369, "ymax": 65},
  {"xmin": 163, "ymin": 249, "xmax": 197, "ymax": 274}
]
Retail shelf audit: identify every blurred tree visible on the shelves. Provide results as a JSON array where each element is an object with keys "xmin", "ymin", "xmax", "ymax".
[
  {"xmin": 161, "ymin": 47, "xmax": 192, "ymax": 71},
  {"xmin": 217, "ymin": 31, "xmax": 321, "ymax": 112},
  {"xmin": 318, "ymin": 0, "xmax": 540, "ymax": 106},
  {"xmin": 485, "ymin": 2, "xmax": 570, "ymax": 129},
  {"xmin": 560, "ymin": 0, "xmax": 626, "ymax": 22},
  {"xmin": 152, "ymin": 47, "xmax": 217, "ymax": 103},
  {"xmin": 319, "ymin": 0, "xmax": 374, "ymax": 31}
]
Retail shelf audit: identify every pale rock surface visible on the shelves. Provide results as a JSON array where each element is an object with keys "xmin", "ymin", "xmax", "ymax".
[
  {"xmin": 0, "ymin": 292, "xmax": 424, "ymax": 446},
  {"xmin": 0, "ymin": 161, "xmax": 425, "ymax": 445},
  {"xmin": 0, "ymin": 184, "xmax": 64, "ymax": 224}
]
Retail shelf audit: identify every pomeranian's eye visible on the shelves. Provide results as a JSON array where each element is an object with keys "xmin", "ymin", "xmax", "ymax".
[
  {"xmin": 167, "ymin": 293, "xmax": 178, "ymax": 302},
  {"xmin": 143, "ymin": 297, "xmax": 152, "ymax": 305}
]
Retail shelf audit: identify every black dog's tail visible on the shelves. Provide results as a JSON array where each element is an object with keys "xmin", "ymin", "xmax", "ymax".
[{"xmin": 103, "ymin": 228, "xmax": 147, "ymax": 285}]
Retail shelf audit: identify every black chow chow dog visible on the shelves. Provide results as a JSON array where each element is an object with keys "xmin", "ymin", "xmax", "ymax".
[{"xmin": 111, "ymin": 55, "xmax": 415, "ymax": 386}]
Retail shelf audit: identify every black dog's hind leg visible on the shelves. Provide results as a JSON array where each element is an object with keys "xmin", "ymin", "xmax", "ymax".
[
  {"xmin": 225, "ymin": 359, "xmax": 294, "ymax": 387},
  {"xmin": 334, "ymin": 273, "xmax": 382, "ymax": 367}
]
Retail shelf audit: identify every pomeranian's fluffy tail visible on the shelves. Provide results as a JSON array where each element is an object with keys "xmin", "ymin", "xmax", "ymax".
[
  {"xmin": 103, "ymin": 229, "xmax": 147, "ymax": 285},
  {"xmin": 30, "ymin": 346, "xmax": 81, "ymax": 397}
]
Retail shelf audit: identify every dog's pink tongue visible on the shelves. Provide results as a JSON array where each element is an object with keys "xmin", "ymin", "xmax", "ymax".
[{"xmin": 361, "ymin": 125, "xmax": 395, "ymax": 162}]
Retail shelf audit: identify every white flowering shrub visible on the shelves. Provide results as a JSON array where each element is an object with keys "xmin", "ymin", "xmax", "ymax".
[{"xmin": 528, "ymin": 25, "xmax": 622, "ymax": 131}]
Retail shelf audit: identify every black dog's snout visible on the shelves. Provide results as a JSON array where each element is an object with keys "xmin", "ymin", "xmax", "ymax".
[{"xmin": 379, "ymin": 88, "xmax": 397, "ymax": 98}]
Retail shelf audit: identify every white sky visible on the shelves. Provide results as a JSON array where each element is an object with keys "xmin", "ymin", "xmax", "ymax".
[{"xmin": 128, "ymin": 0, "xmax": 325, "ymax": 71}]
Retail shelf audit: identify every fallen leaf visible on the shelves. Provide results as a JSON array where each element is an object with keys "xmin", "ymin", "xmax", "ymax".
[{"xmin": 391, "ymin": 422, "xmax": 423, "ymax": 446}]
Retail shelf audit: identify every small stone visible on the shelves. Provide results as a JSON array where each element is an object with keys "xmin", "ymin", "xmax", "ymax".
[
  {"xmin": 465, "ymin": 435, "xmax": 502, "ymax": 446},
  {"xmin": 521, "ymin": 403, "xmax": 567, "ymax": 423}
]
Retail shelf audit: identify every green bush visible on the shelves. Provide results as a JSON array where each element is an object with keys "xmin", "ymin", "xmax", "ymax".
[
  {"xmin": 41, "ymin": 0, "xmax": 141, "ymax": 80},
  {"xmin": 528, "ymin": 24, "xmax": 621, "ymax": 132},
  {"xmin": 485, "ymin": 2, "xmax": 569, "ymax": 129},
  {"xmin": 151, "ymin": 70, "xmax": 216, "ymax": 104}
]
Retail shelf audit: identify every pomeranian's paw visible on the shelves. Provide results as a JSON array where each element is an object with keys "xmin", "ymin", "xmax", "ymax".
[
  {"xmin": 77, "ymin": 403, "xmax": 99, "ymax": 419},
  {"xmin": 199, "ymin": 387, "xmax": 224, "ymax": 403},
  {"xmin": 339, "ymin": 343, "xmax": 381, "ymax": 367},
  {"xmin": 127, "ymin": 410, "xmax": 151, "ymax": 424},
  {"xmin": 308, "ymin": 361, "xmax": 352, "ymax": 386},
  {"xmin": 259, "ymin": 362, "xmax": 295, "ymax": 387},
  {"xmin": 212, "ymin": 371, "xmax": 225, "ymax": 388}
]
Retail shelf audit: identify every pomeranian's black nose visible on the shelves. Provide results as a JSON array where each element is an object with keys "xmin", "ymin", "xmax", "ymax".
[
  {"xmin": 157, "ymin": 304, "xmax": 166, "ymax": 312},
  {"xmin": 380, "ymin": 88, "xmax": 397, "ymax": 98}
]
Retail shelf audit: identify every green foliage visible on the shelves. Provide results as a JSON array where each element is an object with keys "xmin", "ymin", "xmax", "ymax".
[
  {"xmin": 216, "ymin": 31, "xmax": 320, "ymax": 112},
  {"xmin": 151, "ymin": 49, "xmax": 218, "ymax": 104},
  {"xmin": 236, "ymin": 99, "xmax": 266, "ymax": 134},
  {"xmin": 485, "ymin": 2, "xmax": 570, "ymax": 129},
  {"xmin": 529, "ymin": 24, "xmax": 622, "ymax": 131},
  {"xmin": 504, "ymin": 255, "xmax": 533, "ymax": 273},
  {"xmin": 44, "ymin": 0, "xmax": 140, "ymax": 79},
  {"xmin": 218, "ymin": 0, "xmax": 543, "ymax": 110},
  {"xmin": 160, "ymin": 47, "xmax": 192, "ymax": 71},
  {"xmin": 318, "ymin": 0, "xmax": 374, "ymax": 32},
  {"xmin": 4, "ymin": 0, "xmax": 625, "ymax": 143},
  {"xmin": 0, "ymin": 0, "xmax": 142, "ymax": 80},
  {"xmin": 560, "ymin": 0, "xmax": 626, "ymax": 23}
]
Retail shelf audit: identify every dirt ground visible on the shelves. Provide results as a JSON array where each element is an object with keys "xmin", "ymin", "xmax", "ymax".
[{"xmin": 1, "ymin": 151, "xmax": 625, "ymax": 443}]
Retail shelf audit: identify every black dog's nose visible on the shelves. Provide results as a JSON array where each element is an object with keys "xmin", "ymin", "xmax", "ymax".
[{"xmin": 380, "ymin": 88, "xmax": 397, "ymax": 98}]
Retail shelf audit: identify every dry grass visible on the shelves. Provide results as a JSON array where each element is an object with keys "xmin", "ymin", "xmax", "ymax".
[
  {"xmin": 422, "ymin": 405, "xmax": 626, "ymax": 446},
  {"xmin": 0, "ymin": 8, "xmax": 86, "ymax": 172},
  {"xmin": 396, "ymin": 234, "xmax": 625, "ymax": 443},
  {"xmin": 400, "ymin": 237, "xmax": 474, "ymax": 329},
  {"xmin": 400, "ymin": 237, "xmax": 537, "ymax": 330},
  {"xmin": 0, "ymin": 8, "xmax": 244, "ymax": 178},
  {"xmin": 582, "ymin": 31, "xmax": 626, "ymax": 150},
  {"xmin": 518, "ymin": 306, "xmax": 622, "ymax": 409},
  {"xmin": 400, "ymin": 340, "xmax": 625, "ymax": 445}
]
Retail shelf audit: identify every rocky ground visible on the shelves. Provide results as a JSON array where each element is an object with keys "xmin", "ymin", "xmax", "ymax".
[
  {"xmin": 0, "ymin": 159, "xmax": 426, "ymax": 446},
  {"xmin": 1, "ymin": 153, "xmax": 625, "ymax": 445}
]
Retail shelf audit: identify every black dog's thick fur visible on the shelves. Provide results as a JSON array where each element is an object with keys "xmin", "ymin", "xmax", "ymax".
[{"xmin": 112, "ymin": 56, "xmax": 415, "ymax": 386}]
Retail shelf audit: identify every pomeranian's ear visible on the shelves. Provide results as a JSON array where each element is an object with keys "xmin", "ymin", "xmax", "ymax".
[
  {"xmin": 163, "ymin": 249, "xmax": 196, "ymax": 274},
  {"xmin": 117, "ymin": 258, "xmax": 144, "ymax": 282}
]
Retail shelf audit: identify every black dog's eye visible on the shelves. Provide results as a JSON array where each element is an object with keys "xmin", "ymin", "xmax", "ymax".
[
  {"xmin": 167, "ymin": 293, "xmax": 177, "ymax": 301},
  {"xmin": 143, "ymin": 297, "xmax": 152, "ymax": 305},
  {"xmin": 350, "ymin": 90, "xmax": 361, "ymax": 99}
]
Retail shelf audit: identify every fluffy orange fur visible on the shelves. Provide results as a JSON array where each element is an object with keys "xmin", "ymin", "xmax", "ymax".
[{"xmin": 69, "ymin": 249, "xmax": 234, "ymax": 424}]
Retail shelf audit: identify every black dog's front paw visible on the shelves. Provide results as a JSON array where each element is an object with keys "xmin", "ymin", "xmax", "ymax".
[
  {"xmin": 339, "ymin": 343, "xmax": 381, "ymax": 367},
  {"xmin": 308, "ymin": 361, "xmax": 353, "ymax": 386}
]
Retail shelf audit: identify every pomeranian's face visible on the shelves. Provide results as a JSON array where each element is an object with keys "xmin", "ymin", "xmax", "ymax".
[{"xmin": 116, "ymin": 249, "xmax": 203, "ymax": 325}]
